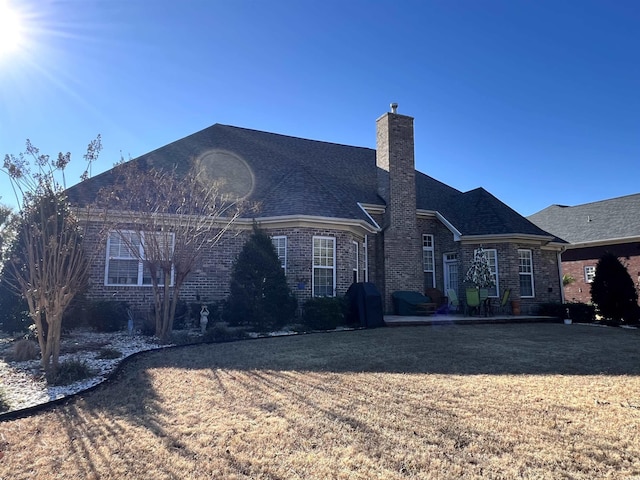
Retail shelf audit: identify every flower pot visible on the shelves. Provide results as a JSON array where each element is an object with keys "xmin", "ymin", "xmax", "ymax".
[
  {"xmin": 564, "ymin": 319, "xmax": 572, "ymax": 325},
  {"xmin": 511, "ymin": 300, "xmax": 521, "ymax": 316}
]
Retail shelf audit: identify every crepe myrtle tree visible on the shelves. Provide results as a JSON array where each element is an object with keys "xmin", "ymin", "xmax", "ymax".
[
  {"xmin": 97, "ymin": 161, "xmax": 243, "ymax": 341},
  {"xmin": 2, "ymin": 137, "xmax": 101, "ymax": 374}
]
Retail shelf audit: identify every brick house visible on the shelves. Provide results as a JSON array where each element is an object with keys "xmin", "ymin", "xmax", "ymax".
[
  {"xmin": 529, "ymin": 194, "xmax": 640, "ymax": 304},
  {"xmin": 68, "ymin": 105, "xmax": 564, "ymax": 314}
]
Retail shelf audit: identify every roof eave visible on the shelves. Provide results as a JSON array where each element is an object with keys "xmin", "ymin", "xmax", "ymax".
[{"xmin": 563, "ymin": 235, "xmax": 640, "ymax": 249}]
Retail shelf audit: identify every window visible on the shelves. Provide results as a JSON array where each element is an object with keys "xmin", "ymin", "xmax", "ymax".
[
  {"xmin": 518, "ymin": 249, "xmax": 534, "ymax": 297},
  {"xmin": 105, "ymin": 231, "xmax": 174, "ymax": 286},
  {"xmin": 271, "ymin": 236, "xmax": 287, "ymax": 272},
  {"xmin": 352, "ymin": 241, "xmax": 359, "ymax": 283},
  {"xmin": 423, "ymin": 234, "xmax": 435, "ymax": 289},
  {"xmin": 313, "ymin": 237, "xmax": 335, "ymax": 297},
  {"xmin": 484, "ymin": 249, "xmax": 499, "ymax": 297},
  {"xmin": 584, "ymin": 265, "xmax": 596, "ymax": 283}
]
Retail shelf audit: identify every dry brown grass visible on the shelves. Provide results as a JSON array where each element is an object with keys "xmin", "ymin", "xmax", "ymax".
[{"xmin": 1, "ymin": 323, "xmax": 639, "ymax": 479}]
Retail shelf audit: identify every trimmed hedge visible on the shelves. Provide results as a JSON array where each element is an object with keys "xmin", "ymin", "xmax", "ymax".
[{"xmin": 537, "ymin": 302, "xmax": 596, "ymax": 323}]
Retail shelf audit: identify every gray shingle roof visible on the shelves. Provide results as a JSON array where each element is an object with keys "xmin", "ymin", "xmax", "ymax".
[
  {"xmin": 67, "ymin": 123, "xmax": 554, "ymax": 238},
  {"xmin": 528, "ymin": 193, "xmax": 640, "ymax": 244}
]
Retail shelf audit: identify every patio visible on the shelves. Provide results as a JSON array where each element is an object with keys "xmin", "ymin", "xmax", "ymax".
[{"xmin": 384, "ymin": 312, "xmax": 559, "ymax": 326}]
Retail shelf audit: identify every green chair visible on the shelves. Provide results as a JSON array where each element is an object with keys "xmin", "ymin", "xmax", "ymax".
[
  {"xmin": 498, "ymin": 288, "xmax": 511, "ymax": 315},
  {"xmin": 465, "ymin": 288, "xmax": 481, "ymax": 316}
]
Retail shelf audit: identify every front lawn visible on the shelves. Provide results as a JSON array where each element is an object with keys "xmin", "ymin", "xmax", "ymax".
[{"xmin": 1, "ymin": 323, "xmax": 639, "ymax": 479}]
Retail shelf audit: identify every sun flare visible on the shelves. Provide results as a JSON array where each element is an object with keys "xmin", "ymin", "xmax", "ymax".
[{"xmin": 0, "ymin": 0, "xmax": 25, "ymax": 58}]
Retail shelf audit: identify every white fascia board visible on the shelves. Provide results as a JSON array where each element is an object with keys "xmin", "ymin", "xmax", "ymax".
[
  {"xmin": 417, "ymin": 209, "xmax": 462, "ymax": 241},
  {"xmin": 241, "ymin": 215, "xmax": 379, "ymax": 235},
  {"xmin": 357, "ymin": 202, "xmax": 382, "ymax": 231},
  {"xmin": 563, "ymin": 236, "xmax": 640, "ymax": 250},
  {"xmin": 459, "ymin": 233, "xmax": 557, "ymax": 246}
]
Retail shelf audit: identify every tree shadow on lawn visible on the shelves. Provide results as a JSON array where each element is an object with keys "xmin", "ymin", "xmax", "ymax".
[{"xmin": 21, "ymin": 323, "xmax": 638, "ymax": 479}]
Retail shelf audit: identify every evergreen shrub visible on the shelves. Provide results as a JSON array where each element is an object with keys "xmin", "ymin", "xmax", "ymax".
[
  {"xmin": 591, "ymin": 253, "xmax": 639, "ymax": 324},
  {"xmin": 301, "ymin": 297, "xmax": 348, "ymax": 331},
  {"xmin": 224, "ymin": 226, "xmax": 297, "ymax": 331}
]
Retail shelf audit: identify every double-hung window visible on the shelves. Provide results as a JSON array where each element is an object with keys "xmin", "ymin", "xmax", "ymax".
[
  {"xmin": 518, "ymin": 249, "xmax": 535, "ymax": 297},
  {"xmin": 105, "ymin": 231, "xmax": 175, "ymax": 286},
  {"xmin": 423, "ymin": 234, "xmax": 435, "ymax": 289},
  {"xmin": 313, "ymin": 236, "xmax": 335, "ymax": 297},
  {"xmin": 484, "ymin": 249, "xmax": 499, "ymax": 297},
  {"xmin": 584, "ymin": 265, "xmax": 596, "ymax": 283},
  {"xmin": 271, "ymin": 236, "xmax": 287, "ymax": 273}
]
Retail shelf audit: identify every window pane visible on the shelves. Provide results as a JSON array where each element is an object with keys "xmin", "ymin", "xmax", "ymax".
[
  {"xmin": 423, "ymin": 249, "xmax": 434, "ymax": 271},
  {"xmin": 107, "ymin": 259, "xmax": 139, "ymax": 285},
  {"xmin": 142, "ymin": 265, "xmax": 165, "ymax": 286},
  {"xmin": 313, "ymin": 268, "xmax": 334, "ymax": 297},
  {"xmin": 484, "ymin": 250, "xmax": 498, "ymax": 297},
  {"xmin": 520, "ymin": 275, "xmax": 533, "ymax": 297},
  {"xmin": 272, "ymin": 236, "xmax": 286, "ymax": 270},
  {"xmin": 313, "ymin": 238, "xmax": 334, "ymax": 267}
]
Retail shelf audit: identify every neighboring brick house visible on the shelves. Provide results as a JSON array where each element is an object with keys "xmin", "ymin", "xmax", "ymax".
[
  {"xmin": 529, "ymin": 194, "xmax": 640, "ymax": 304},
  {"xmin": 67, "ymin": 105, "xmax": 564, "ymax": 314}
]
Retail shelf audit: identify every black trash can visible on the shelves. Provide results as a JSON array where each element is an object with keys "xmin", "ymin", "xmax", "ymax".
[{"xmin": 345, "ymin": 282, "xmax": 384, "ymax": 328}]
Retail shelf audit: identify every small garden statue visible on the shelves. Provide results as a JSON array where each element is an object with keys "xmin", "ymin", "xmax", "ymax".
[{"xmin": 200, "ymin": 305, "xmax": 209, "ymax": 334}]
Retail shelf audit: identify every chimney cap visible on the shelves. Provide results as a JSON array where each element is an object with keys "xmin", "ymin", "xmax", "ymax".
[{"xmin": 390, "ymin": 103, "xmax": 398, "ymax": 114}]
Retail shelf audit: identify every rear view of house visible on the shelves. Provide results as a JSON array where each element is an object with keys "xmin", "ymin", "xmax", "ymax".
[{"xmin": 67, "ymin": 106, "xmax": 564, "ymax": 314}]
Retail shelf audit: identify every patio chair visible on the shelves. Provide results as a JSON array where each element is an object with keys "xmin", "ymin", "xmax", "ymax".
[
  {"xmin": 447, "ymin": 288, "xmax": 460, "ymax": 312},
  {"xmin": 465, "ymin": 288, "xmax": 481, "ymax": 316},
  {"xmin": 497, "ymin": 288, "xmax": 511, "ymax": 314}
]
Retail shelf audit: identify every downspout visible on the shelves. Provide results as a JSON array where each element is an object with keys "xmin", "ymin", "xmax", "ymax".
[
  {"xmin": 364, "ymin": 234, "xmax": 369, "ymax": 282},
  {"xmin": 557, "ymin": 248, "xmax": 566, "ymax": 304}
]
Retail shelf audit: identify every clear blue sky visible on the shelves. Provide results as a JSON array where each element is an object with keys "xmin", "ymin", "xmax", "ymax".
[{"xmin": 1, "ymin": 0, "xmax": 638, "ymax": 216}]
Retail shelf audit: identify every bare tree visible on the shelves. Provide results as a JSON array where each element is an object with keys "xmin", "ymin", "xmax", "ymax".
[
  {"xmin": 2, "ymin": 137, "xmax": 101, "ymax": 374},
  {"xmin": 98, "ymin": 161, "xmax": 242, "ymax": 341}
]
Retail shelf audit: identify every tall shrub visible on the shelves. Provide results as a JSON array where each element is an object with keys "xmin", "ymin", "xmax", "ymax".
[
  {"xmin": 590, "ymin": 253, "xmax": 639, "ymax": 324},
  {"xmin": 225, "ymin": 226, "xmax": 296, "ymax": 331}
]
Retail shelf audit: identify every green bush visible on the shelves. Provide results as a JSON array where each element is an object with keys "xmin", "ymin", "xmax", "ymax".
[
  {"xmin": 224, "ymin": 226, "xmax": 297, "ymax": 331},
  {"xmin": 537, "ymin": 302, "xmax": 596, "ymax": 323},
  {"xmin": 301, "ymin": 297, "xmax": 348, "ymax": 331},
  {"xmin": 202, "ymin": 324, "xmax": 248, "ymax": 343},
  {"xmin": 86, "ymin": 300, "xmax": 129, "ymax": 332},
  {"xmin": 0, "ymin": 279, "xmax": 30, "ymax": 334},
  {"xmin": 47, "ymin": 358, "xmax": 96, "ymax": 386}
]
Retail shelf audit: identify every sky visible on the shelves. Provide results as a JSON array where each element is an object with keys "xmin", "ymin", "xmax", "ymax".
[{"xmin": 0, "ymin": 0, "xmax": 638, "ymax": 216}]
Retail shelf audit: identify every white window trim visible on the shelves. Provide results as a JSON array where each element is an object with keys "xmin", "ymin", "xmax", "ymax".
[
  {"xmin": 271, "ymin": 235, "xmax": 287, "ymax": 273},
  {"xmin": 518, "ymin": 249, "xmax": 535, "ymax": 298},
  {"xmin": 422, "ymin": 234, "xmax": 435, "ymax": 288},
  {"xmin": 352, "ymin": 240, "xmax": 359, "ymax": 283},
  {"xmin": 105, "ymin": 230, "xmax": 175, "ymax": 287},
  {"xmin": 584, "ymin": 265, "xmax": 596, "ymax": 283},
  {"xmin": 312, "ymin": 236, "xmax": 336, "ymax": 297}
]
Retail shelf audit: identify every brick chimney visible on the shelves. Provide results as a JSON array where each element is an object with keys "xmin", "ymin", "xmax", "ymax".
[{"xmin": 376, "ymin": 104, "xmax": 423, "ymax": 312}]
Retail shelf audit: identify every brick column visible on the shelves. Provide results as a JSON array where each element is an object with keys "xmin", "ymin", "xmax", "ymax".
[{"xmin": 376, "ymin": 107, "xmax": 423, "ymax": 312}]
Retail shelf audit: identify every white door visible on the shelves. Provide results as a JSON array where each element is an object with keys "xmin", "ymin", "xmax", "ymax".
[{"xmin": 443, "ymin": 253, "xmax": 459, "ymax": 301}]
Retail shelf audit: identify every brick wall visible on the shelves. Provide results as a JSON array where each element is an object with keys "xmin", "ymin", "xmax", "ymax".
[{"xmin": 83, "ymin": 221, "xmax": 368, "ymax": 311}]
